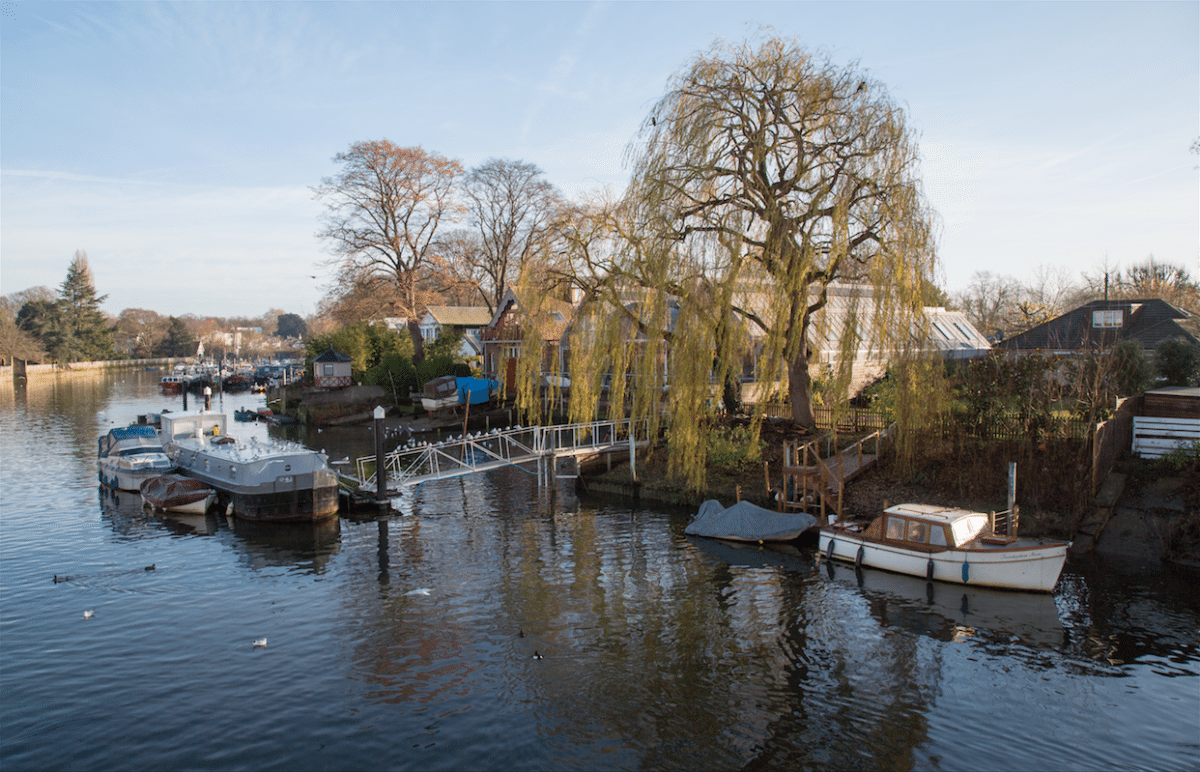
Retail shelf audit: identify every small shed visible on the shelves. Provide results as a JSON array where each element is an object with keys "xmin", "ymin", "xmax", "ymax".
[
  {"xmin": 312, "ymin": 349, "xmax": 352, "ymax": 389},
  {"xmin": 1132, "ymin": 386, "xmax": 1200, "ymax": 458}
]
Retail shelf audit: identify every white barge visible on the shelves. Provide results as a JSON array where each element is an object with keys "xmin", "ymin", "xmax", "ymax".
[
  {"xmin": 819, "ymin": 503, "xmax": 1070, "ymax": 593},
  {"xmin": 159, "ymin": 411, "xmax": 339, "ymax": 522}
]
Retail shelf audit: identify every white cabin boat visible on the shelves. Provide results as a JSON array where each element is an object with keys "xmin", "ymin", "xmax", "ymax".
[
  {"xmin": 159, "ymin": 411, "xmax": 339, "ymax": 522},
  {"xmin": 98, "ymin": 425, "xmax": 176, "ymax": 491},
  {"xmin": 819, "ymin": 503, "xmax": 1070, "ymax": 593}
]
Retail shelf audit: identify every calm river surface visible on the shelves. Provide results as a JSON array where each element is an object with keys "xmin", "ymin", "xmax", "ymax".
[{"xmin": 1, "ymin": 370, "xmax": 1197, "ymax": 771}]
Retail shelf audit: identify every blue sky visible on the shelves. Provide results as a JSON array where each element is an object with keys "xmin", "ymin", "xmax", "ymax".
[{"xmin": 2, "ymin": 1, "xmax": 1197, "ymax": 319}]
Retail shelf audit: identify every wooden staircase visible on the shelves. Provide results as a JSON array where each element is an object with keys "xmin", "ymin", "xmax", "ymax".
[{"xmin": 778, "ymin": 425, "xmax": 894, "ymax": 523}]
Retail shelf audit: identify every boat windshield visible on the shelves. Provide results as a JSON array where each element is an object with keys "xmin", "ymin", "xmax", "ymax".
[{"xmin": 951, "ymin": 514, "xmax": 989, "ymax": 546}]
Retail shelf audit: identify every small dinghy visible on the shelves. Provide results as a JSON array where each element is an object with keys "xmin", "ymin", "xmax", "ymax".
[
  {"xmin": 685, "ymin": 499, "xmax": 818, "ymax": 543},
  {"xmin": 140, "ymin": 474, "xmax": 217, "ymax": 515}
]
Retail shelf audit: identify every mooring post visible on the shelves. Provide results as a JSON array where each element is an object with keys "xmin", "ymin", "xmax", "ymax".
[
  {"xmin": 182, "ymin": 385, "xmax": 188, "ymax": 410},
  {"xmin": 203, "ymin": 386, "xmax": 211, "ymax": 411},
  {"xmin": 628, "ymin": 424, "xmax": 637, "ymax": 482},
  {"xmin": 374, "ymin": 406, "xmax": 387, "ymax": 510}
]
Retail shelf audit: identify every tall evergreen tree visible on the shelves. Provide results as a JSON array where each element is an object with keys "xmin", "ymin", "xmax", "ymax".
[
  {"xmin": 155, "ymin": 316, "xmax": 197, "ymax": 357},
  {"xmin": 51, "ymin": 251, "xmax": 114, "ymax": 362}
]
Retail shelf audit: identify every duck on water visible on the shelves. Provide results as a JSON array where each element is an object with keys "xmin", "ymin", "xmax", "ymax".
[{"xmin": 159, "ymin": 411, "xmax": 339, "ymax": 523}]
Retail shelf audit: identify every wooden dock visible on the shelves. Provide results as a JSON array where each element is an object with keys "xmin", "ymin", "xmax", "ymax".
[{"xmin": 779, "ymin": 425, "xmax": 894, "ymax": 522}]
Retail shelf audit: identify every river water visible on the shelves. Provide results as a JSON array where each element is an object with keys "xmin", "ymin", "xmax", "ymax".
[{"xmin": 1, "ymin": 370, "xmax": 1196, "ymax": 771}]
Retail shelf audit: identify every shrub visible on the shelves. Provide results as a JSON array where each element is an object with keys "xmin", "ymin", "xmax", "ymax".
[
  {"xmin": 706, "ymin": 424, "xmax": 764, "ymax": 471},
  {"xmin": 1155, "ymin": 338, "xmax": 1200, "ymax": 387}
]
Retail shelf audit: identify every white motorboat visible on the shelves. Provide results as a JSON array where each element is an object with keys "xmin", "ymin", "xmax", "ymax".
[
  {"xmin": 819, "ymin": 503, "xmax": 1070, "ymax": 593},
  {"xmin": 159, "ymin": 411, "xmax": 339, "ymax": 522},
  {"xmin": 98, "ymin": 425, "xmax": 176, "ymax": 491}
]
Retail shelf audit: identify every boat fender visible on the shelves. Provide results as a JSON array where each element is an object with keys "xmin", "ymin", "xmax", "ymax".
[
  {"xmin": 961, "ymin": 561, "xmax": 970, "ymax": 584},
  {"xmin": 825, "ymin": 539, "xmax": 835, "ymax": 560},
  {"xmin": 855, "ymin": 545, "xmax": 865, "ymax": 569},
  {"xmin": 926, "ymin": 558, "xmax": 935, "ymax": 581}
]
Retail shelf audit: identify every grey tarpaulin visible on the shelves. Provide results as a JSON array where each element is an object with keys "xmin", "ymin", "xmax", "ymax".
[{"xmin": 685, "ymin": 499, "xmax": 818, "ymax": 542}]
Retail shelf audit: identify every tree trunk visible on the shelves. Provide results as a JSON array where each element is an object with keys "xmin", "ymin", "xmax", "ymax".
[
  {"xmin": 787, "ymin": 355, "xmax": 817, "ymax": 430},
  {"xmin": 408, "ymin": 319, "xmax": 425, "ymax": 365}
]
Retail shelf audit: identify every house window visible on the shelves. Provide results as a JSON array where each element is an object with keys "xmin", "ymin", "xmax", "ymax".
[
  {"xmin": 323, "ymin": 364, "xmax": 334, "ymax": 376},
  {"xmin": 504, "ymin": 345, "xmax": 520, "ymax": 359},
  {"xmin": 1092, "ymin": 310, "xmax": 1123, "ymax": 328}
]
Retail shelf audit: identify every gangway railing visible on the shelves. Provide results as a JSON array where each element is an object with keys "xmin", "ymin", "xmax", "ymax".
[{"xmin": 349, "ymin": 419, "xmax": 651, "ymax": 494}]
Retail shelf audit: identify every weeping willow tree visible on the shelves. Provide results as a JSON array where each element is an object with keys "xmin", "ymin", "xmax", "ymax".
[{"xmin": 520, "ymin": 37, "xmax": 943, "ymax": 489}]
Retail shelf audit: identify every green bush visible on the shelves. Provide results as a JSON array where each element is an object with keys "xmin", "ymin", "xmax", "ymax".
[
  {"xmin": 1155, "ymin": 338, "xmax": 1200, "ymax": 387},
  {"xmin": 706, "ymin": 425, "xmax": 764, "ymax": 471}
]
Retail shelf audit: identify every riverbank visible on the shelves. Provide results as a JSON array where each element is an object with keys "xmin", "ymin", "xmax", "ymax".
[
  {"xmin": 0, "ymin": 358, "xmax": 182, "ymax": 387},
  {"xmin": 573, "ymin": 423, "xmax": 1200, "ymax": 566}
]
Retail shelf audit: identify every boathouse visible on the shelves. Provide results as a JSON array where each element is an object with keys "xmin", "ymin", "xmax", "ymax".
[{"xmin": 312, "ymin": 348, "xmax": 352, "ymax": 389}]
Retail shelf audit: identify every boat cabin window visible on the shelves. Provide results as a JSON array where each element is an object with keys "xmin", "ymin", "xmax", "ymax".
[
  {"xmin": 929, "ymin": 526, "xmax": 948, "ymax": 547},
  {"xmin": 907, "ymin": 520, "xmax": 928, "ymax": 543},
  {"xmin": 886, "ymin": 517, "xmax": 905, "ymax": 540}
]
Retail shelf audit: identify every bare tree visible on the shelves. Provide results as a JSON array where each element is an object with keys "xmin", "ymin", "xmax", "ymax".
[
  {"xmin": 953, "ymin": 271, "xmax": 1022, "ymax": 339},
  {"xmin": 313, "ymin": 140, "xmax": 463, "ymax": 361},
  {"xmin": 459, "ymin": 159, "xmax": 563, "ymax": 313}
]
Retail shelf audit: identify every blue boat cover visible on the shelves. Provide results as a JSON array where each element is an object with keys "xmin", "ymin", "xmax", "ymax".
[
  {"xmin": 455, "ymin": 377, "xmax": 498, "ymax": 405},
  {"xmin": 99, "ymin": 425, "xmax": 162, "ymax": 457}
]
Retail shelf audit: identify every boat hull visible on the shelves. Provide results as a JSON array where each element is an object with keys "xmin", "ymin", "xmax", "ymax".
[
  {"xmin": 98, "ymin": 455, "xmax": 176, "ymax": 491},
  {"xmin": 140, "ymin": 475, "xmax": 217, "ymax": 515},
  {"xmin": 818, "ymin": 529, "xmax": 1069, "ymax": 593}
]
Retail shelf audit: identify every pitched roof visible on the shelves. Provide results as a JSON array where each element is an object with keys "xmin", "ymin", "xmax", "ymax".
[
  {"xmin": 996, "ymin": 298, "xmax": 1199, "ymax": 351},
  {"xmin": 425, "ymin": 306, "xmax": 493, "ymax": 327},
  {"xmin": 312, "ymin": 348, "xmax": 352, "ymax": 363}
]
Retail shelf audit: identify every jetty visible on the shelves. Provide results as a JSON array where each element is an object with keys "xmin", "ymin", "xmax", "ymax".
[
  {"xmin": 344, "ymin": 418, "xmax": 652, "ymax": 497},
  {"xmin": 779, "ymin": 425, "xmax": 894, "ymax": 521}
]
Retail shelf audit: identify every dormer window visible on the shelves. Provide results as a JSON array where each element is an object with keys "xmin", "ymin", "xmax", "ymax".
[{"xmin": 1092, "ymin": 309, "xmax": 1123, "ymax": 328}]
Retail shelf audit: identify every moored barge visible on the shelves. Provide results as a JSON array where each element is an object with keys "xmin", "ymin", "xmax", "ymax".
[{"xmin": 159, "ymin": 411, "xmax": 339, "ymax": 522}]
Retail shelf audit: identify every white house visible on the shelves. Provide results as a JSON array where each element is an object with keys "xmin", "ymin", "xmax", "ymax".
[{"xmin": 418, "ymin": 306, "xmax": 494, "ymax": 359}]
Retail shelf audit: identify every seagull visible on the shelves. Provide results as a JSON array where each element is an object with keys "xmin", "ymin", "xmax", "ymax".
[
  {"xmin": 83, "ymin": 610, "xmax": 95, "ymax": 619},
  {"xmin": 253, "ymin": 638, "xmax": 268, "ymax": 648}
]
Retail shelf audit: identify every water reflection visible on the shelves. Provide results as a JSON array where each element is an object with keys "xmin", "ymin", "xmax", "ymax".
[
  {"xmin": 230, "ymin": 518, "xmax": 342, "ymax": 574},
  {"xmin": 822, "ymin": 559, "xmax": 1066, "ymax": 648}
]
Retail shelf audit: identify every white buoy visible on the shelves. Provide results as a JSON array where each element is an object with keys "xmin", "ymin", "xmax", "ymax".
[{"xmin": 83, "ymin": 610, "xmax": 95, "ymax": 620}]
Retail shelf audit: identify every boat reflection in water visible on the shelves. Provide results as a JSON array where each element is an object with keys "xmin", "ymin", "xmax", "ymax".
[
  {"xmin": 98, "ymin": 485, "xmax": 218, "ymax": 536},
  {"xmin": 229, "ymin": 517, "xmax": 341, "ymax": 574},
  {"xmin": 822, "ymin": 558, "xmax": 1065, "ymax": 649}
]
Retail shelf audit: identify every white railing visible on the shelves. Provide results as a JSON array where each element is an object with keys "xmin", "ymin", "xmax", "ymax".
[{"xmin": 352, "ymin": 418, "xmax": 651, "ymax": 492}]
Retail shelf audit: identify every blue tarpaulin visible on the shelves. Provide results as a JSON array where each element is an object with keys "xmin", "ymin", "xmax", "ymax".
[{"xmin": 455, "ymin": 377, "xmax": 498, "ymax": 405}]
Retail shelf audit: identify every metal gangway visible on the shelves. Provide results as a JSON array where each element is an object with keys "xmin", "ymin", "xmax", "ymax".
[{"xmin": 350, "ymin": 418, "xmax": 651, "ymax": 495}]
